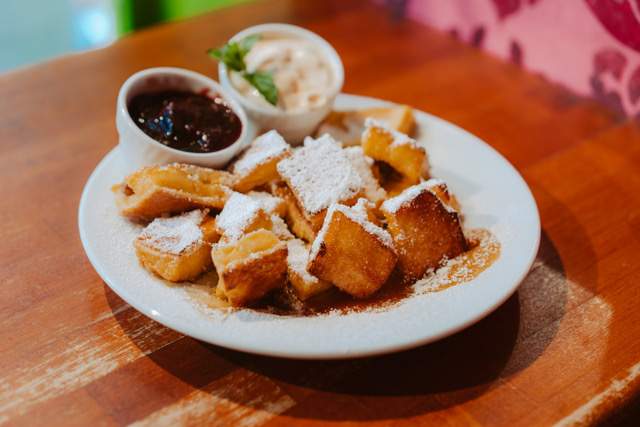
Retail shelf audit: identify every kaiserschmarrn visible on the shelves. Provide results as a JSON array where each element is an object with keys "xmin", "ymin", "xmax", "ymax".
[
  {"xmin": 113, "ymin": 163, "xmax": 235, "ymax": 222},
  {"xmin": 112, "ymin": 107, "xmax": 496, "ymax": 313}
]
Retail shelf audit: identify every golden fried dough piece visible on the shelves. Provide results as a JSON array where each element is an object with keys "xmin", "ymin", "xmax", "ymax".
[
  {"xmin": 381, "ymin": 179, "xmax": 467, "ymax": 280},
  {"xmin": 287, "ymin": 239, "xmax": 332, "ymax": 300},
  {"xmin": 383, "ymin": 176, "xmax": 416, "ymax": 197},
  {"xmin": 426, "ymin": 180, "xmax": 462, "ymax": 213},
  {"xmin": 214, "ymin": 192, "xmax": 272, "ymax": 242},
  {"xmin": 212, "ymin": 229, "xmax": 288, "ymax": 307},
  {"xmin": 352, "ymin": 197, "xmax": 383, "ymax": 227},
  {"xmin": 135, "ymin": 210, "xmax": 218, "ymax": 282},
  {"xmin": 270, "ymin": 214, "xmax": 295, "ymax": 241},
  {"xmin": 231, "ymin": 130, "xmax": 291, "ymax": 192},
  {"xmin": 246, "ymin": 191, "xmax": 287, "ymax": 217},
  {"xmin": 113, "ymin": 163, "xmax": 235, "ymax": 222},
  {"xmin": 216, "ymin": 191, "xmax": 294, "ymax": 242},
  {"xmin": 316, "ymin": 105, "xmax": 415, "ymax": 146},
  {"xmin": 272, "ymin": 182, "xmax": 316, "ymax": 242},
  {"xmin": 200, "ymin": 216, "xmax": 221, "ymax": 243},
  {"xmin": 343, "ymin": 147, "xmax": 386, "ymax": 204},
  {"xmin": 276, "ymin": 134, "xmax": 365, "ymax": 230},
  {"xmin": 362, "ymin": 119, "xmax": 427, "ymax": 183},
  {"xmin": 373, "ymin": 161, "xmax": 416, "ymax": 197},
  {"xmin": 308, "ymin": 202, "xmax": 397, "ymax": 298}
]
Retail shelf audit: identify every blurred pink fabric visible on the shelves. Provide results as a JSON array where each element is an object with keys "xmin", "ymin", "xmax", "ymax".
[{"xmin": 403, "ymin": 0, "xmax": 640, "ymax": 116}]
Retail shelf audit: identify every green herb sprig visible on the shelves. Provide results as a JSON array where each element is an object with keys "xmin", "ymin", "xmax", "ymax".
[{"xmin": 208, "ymin": 35, "xmax": 278, "ymax": 106}]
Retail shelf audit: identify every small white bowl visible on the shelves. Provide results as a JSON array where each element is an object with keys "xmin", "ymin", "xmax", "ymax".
[
  {"xmin": 218, "ymin": 23, "xmax": 344, "ymax": 144},
  {"xmin": 116, "ymin": 67, "xmax": 254, "ymax": 173}
]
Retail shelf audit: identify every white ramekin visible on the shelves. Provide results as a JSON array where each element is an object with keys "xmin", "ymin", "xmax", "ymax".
[
  {"xmin": 116, "ymin": 67, "xmax": 253, "ymax": 173},
  {"xmin": 218, "ymin": 23, "xmax": 344, "ymax": 144}
]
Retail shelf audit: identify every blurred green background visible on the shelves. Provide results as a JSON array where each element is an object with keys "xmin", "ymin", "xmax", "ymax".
[{"xmin": 0, "ymin": 0, "xmax": 251, "ymax": 73}]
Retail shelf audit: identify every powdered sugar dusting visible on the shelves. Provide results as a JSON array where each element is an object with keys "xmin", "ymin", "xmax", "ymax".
[
  {"xmin": 277, "ymin": 134, "xmax": 364, "ymax": 215},
  {"xmin": 343, "ymin": 146, "xmax": 387, "ymax": 203},
  {"xmin": 309, "ymin": 202, "xmax": 394, "ymax": 262},
  {"xmin": 232, "ymin": 130, "xmax": 289, "ymax": 176},
  {"xmin": 381, "ymin": 178, "xmax": 454, "ymax": 214},
  {"xmin": 335, "ymin": 202, "xmax": 394, "ymax": 249},
  {"xmin": 422, "ymin": 178, "xmax": 458, "ymax": 214},
  {"xmin": 247, "ymin": 191, "xmax": 284, "ymax": 215},
  {"xmin": 287, "ymin": 239, "xmax": 320, "ymax": 285},
  {"xmin": 352, "ymin": 198, "xmax": 374, "ymax": 217},
  {"xmin": 363, "ymin": 118, "xmax": 420, "ymax": 149},
  {"xmin": 215, "ymin": 192, "xmax": 264, "ymax": 241},
  {"xmin": 414, "ymin": 229, "xmax": 500, "ymax": 293},
  {"xmin": 381, "ymin": 181, "xmax": 426, "ymax": 214},
  {"xmin": 308, "ymin": 206, "xmax": 331, "ymax": 262},
  {"xmin": 423, "ymin": 178, "xmax": 445, "ymax": 189},
  {"xmin": 302, "ymin": 133, "xmax": 341, "ymax": 148},
  {"xmin": 271, "ymin": 215, "xmax": 294, "ymax": 240},
  {"xmin": 137, "ymin": 210, "xmax": 205, "ymax": 255},
  {"xmin": 216, "ymin": 238, "xmax": 285, "ymax": 271}
]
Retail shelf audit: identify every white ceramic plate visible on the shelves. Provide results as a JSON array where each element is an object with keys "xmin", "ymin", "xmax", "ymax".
[{"xmin": 79, "ymin": 94, "xmax": 540, "ymax": 359}]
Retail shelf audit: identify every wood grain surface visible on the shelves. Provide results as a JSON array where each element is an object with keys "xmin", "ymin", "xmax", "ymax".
[{"xmin": 2, "ymin": 0, "xmax": 640, "ymax": 425}]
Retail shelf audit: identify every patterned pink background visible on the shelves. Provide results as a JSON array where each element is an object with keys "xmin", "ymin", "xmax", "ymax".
[{"xmin": 400, "ymin": 0, "xmax": 640, "ymax": 117}]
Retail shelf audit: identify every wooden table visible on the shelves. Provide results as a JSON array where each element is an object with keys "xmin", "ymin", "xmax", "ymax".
[{"xmin": 2, "ymin": 0, "xmax": 640, "ymax": 425}]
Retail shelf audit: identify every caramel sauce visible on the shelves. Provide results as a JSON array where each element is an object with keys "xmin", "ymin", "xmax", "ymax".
[
  {"xmin": 187, "ymin": 228, "xmax": 501, "ymax": 317},
  {"xmin": 254, "ymin": 269, "xmax": 413, "ymax": 316},
  {"xmin": 415, "ymin": 228, "xmax": 501, "ymax": 294}
]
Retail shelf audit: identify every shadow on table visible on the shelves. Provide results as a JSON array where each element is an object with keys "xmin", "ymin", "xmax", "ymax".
[{"xmin": 107, "ymin": 231, "xmax": 570, "ymax": 421}]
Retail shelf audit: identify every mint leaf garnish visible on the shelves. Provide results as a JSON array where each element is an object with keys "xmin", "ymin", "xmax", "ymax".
[
  {"xmin": 238, "ymin": 34, "xmax": 260, "ymax": 56},
  {"xmin": 244, "ymin": 71, "xmax": 278, "ymax": 106},
  {"xmin": 207, "ymin": 41, "xmax": 245, "ymax": 72},
  {"xmin": 207, "ymin": 34, "xmax": 279, "ymax": 106}
]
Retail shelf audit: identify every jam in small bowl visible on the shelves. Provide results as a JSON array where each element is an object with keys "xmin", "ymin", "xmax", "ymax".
[{"xmin": 116, "ymin": 67, "xmax": 253, "ymax": 172}]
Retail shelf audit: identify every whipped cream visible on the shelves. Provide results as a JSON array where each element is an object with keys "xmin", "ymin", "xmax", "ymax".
[{"xmin": 230, "ymin": 37, "xmax": 334, "ymax": 113}]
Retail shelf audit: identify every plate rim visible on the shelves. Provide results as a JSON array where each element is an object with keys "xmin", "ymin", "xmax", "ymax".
[{"xmin": 78, "ymin": 93, "xmax": 541, "ymax": 359}]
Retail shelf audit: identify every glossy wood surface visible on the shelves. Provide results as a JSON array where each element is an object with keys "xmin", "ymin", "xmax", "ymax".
[{"xmin": 2, "ymin": 0, "xmax": 640, "ymax": 425}]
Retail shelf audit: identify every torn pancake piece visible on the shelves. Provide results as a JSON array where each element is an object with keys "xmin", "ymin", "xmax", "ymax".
[
  {"xmin": 276, "ymin": 134, "xmax": 365, "ymax": 230},
  {"xmin": 287, "ymin": 239, "xmax": 332, "ymax": 301},
  {"xmin": 343, "ymin": 146, "xmax": 386, "ymax": 204},
  {"xmin": 113, "ymin": 163, "xmax": 235, "ymax": 222},
  {"xmin": 231, "ymin": 130, "xmax": 291, "ymax": 192},
  {"xmin": 381, "ymin": 179, "xmax": 467, "ymax": 280},
  {"xmin": 212, "ymin": 229, "xmax": 288, "ymax": 307},
  {"xmin": 246, "ymin": 190, "xmax": 287, "ymax": 217},
  {"xmin": 362, "ymin": 118, "xmax": 427, "ymax": 183},
  {"xmin": 272, "ymin": 182, "xmax": 317, "ymax": 242},
  {"xmin": 308, "ymin": 201, "xmax": 397, "ymax": 298},
  {"xmin": 135, "ymin": 209, "xmax": 218, "ymax": 282},
  {"xmin": 316, "ymin": 105, "xmax": 415, "ymax": 146},
  {"xmin": 214, "ymin": 192, "xmax": 272, "ymax": 242}
]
